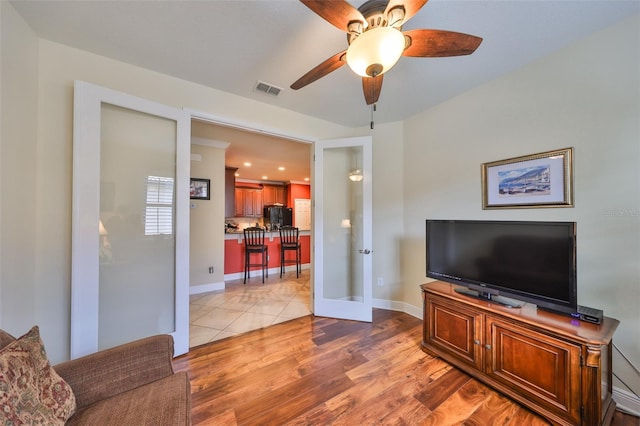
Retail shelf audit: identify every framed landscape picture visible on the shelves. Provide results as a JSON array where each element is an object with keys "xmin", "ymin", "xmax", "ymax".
[
  {"xmin": 190, "ymin": 178, "xmax": 210, "ymax": 200},
  {"xmin": 482, "ymin": 148, "xmax": 573, "ymax": 209}
]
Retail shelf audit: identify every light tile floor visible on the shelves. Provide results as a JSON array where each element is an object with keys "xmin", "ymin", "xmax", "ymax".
[{"xmin": 189, "ymin": 269, "xmax": 311, "ymax": 348}]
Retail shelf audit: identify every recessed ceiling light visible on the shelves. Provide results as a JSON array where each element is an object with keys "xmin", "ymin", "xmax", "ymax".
[
  {"xmin": 244, "ymin": 162, "xmax": 251, "ymax": 167},
  {"xmin": 278, "ymin": 166, "xmax": 285, "ymax": 171},
  {"xmin": 235, "ymin": 173, "xmax": 240, "ymax": 177},
  {"xmin": 262, "ymin": 176, "xmax": 268, "ymax": 180},
  {"xmin": 304, "ymin": 177, "xmax": 310, "ymax": 181}
]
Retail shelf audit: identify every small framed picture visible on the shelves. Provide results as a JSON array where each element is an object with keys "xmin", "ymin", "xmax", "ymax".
[
  {"xmin": 190, "ymin": 178, "xmax": 210, "ymax": 200},
  {"xmin": 482, "ymin": 148, "xmax": 573, "ymax": 209}
]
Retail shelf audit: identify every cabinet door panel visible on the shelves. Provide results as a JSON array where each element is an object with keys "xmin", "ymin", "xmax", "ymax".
[
  {"xmin": 486, "ymin": 318, "xmax": 581, "ymax": 423},
  {"xmin": 426, "ymin": 297, "xmax": 483, "ymax": 370},
  {"xmin": 263, "ymin": 186, "xmax": 275, "ymax": 206},
  {"xmin": 235, "ymin": 188, "xmax": 245, "ymax": 216}
]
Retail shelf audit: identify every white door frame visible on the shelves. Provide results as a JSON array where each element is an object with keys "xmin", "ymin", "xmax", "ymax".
[{"xmin": 71, "ymin": 81, "xmax": 190, "ymax": 358}]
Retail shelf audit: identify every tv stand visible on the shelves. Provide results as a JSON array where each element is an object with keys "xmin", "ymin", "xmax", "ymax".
[
  {"xmin": 454, "ymin": 287, "xmax": 522, "ymax": 308},
  {"xmin": 421, "ymin": 281, "xmax": 619, "ymax": 426}
]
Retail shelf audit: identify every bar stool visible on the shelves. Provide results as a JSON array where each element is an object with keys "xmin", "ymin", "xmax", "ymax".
[
  {"xmin": 279, "ymin": 226, "xmax": 301, "ymax": 278},
  {"xmin": 243, "ymin": 227, "xmax": 268, "ymax": 284}
]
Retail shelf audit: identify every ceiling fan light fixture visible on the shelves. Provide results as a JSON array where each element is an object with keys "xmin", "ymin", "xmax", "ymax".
[{"xmin": 346, "ymin": 26, "xmax": 405, "ymax": 77}]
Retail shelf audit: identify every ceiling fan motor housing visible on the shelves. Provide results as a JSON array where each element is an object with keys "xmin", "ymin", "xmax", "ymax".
[{"xmin": 347, "ymin": 0, "xmax": 405, "ymax": 44}]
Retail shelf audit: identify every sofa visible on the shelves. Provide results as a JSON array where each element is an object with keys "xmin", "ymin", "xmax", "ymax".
[{"xmin": 0, "ymin": 326, "xmax": 191, "ymax": 425}]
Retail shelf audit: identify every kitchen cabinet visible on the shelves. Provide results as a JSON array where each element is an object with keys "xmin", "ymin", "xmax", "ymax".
[
  {"xmin": 421, "ymin": 281, "xmax": 619, "ymax": 426},
  {"xmin": 235, "ymin": 188, "xmax": 263, "ymax": 217},
  {"xmin": 263, "ymin": 185, "xmax": 287, "ymax": 206},
  {"xmin": 225, "ymin": 167, "xmax": 237, "ymax": 218}
]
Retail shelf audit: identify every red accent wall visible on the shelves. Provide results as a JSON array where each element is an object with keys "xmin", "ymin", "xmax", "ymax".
[
  {"xmin": 225, "ymin": 235, "xmax": 310, "ymax": 274},
  {"xmin": 287, "ymin": 183, "xmax": 310, "ymax": 207}
]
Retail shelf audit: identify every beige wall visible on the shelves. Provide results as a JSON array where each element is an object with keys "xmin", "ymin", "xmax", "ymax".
[
  {"xmin": 401, "ymin": 15, "xmax": 640, "ymax": 392},
  {"xmin": 0, "ymin": 1, "xmax": 39, "ymax": 337},
  {"xmin": 363, "ymin": 121, "xmax": 406, "ymax": 304},
  {"xmin": 0, "ymin": 1, "xmax": 358, "ymax": 363},
  {"xmin": 189, "ymin": 143, "xmax": 225, "ymax": 288}
]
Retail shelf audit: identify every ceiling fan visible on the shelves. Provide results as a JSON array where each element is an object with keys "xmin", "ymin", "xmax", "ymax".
[{"xmin": 291, "ymin": 0, "xmax": 483, "ymax": 106}]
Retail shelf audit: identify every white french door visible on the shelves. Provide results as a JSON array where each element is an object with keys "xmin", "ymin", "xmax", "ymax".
[
  {"xmin": 312, "ymin": 136, "xmax": 373, "ymax": 322},
  {"xmin": 71, "ymin": 81, "xmax": 190, "ymax": 358}
]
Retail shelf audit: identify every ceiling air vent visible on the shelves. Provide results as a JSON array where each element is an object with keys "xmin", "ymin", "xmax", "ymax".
[{"xmin": 254, "ymin": 81, "xmax": 282, "ymax": 97}]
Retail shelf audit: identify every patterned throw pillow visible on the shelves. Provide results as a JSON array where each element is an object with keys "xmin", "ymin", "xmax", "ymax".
[{"xmin": 0, "ymin": 326, "xmax": 76, "ymax": 425}]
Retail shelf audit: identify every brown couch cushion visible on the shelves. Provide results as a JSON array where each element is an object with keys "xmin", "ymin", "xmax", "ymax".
[
  {"xmin": 65, "ymin": 371, "xmax": 190, "ymax": 425},
  {"xmin": 0, "ymin": 326, "xmax": 76, "ymax": 424}
]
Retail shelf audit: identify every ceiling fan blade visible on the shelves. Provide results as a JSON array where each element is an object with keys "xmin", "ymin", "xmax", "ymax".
[
  {"xmin": 384, "ymin": 0, "xmax": 429, "ymax": 26},
  {"xmin": 362, "ymin": 75, "xmax": 383, "ymax": 105},
  {"xmin": 300, "ymin": 0, "xmax": 366, "ymax": 32},
  {"xmin": 402, "ymin": 29, "xmax": 483, "ymax": 57},
  {"xmin": 291, "ymin": 51, "xmax": 347, "ymax": 90}
]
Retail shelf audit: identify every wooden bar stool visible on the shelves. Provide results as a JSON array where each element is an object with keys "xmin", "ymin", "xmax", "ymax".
[
  {"xmin": 279, "ymin": 226, "xmax": 301, "ymax": 278},
  {"xmin": 243, "ymin": 227, "xmax": 268, "ymax": 284}
]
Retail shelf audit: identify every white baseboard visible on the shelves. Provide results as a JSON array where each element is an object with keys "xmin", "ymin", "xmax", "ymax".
[
  {"xmin": 613, "ymin": 386, "xmax": 640, "ymax": 417},
  {"xmin": 189, "ymin": 281, "xmax": 225, "ymax": 295},
  {"xmin": 373, "ymin": 298, "xmax": 423, "ymax": 320}
]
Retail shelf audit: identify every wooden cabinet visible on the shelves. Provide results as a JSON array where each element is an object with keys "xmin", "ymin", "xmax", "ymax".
[
  {"xmin": 234, "ymin": 188, "xmax": 245, "ymax": 217},
  {"xmin": 421, "ymin": 281, "xmax": 619, "ymax": 426},
  {"xmin": 235, "ymin": 188, "xmax": 263, "ymax": 217},
  {"xmin": 263, "ymin": 185, "xmax": 287, "ymax": 206},
  {"xmin": 224, "ymin": 167, "xmax": 237, "ymax": 218}
]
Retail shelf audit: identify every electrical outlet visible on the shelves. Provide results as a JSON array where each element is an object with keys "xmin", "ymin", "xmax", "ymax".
[
  {"xmin": 208, "ymin": 266, "xmax": 214, "ymax": 274},
  {"xmin": 377, "ymin": 277, "xmax": 384, "ymax": 287}
]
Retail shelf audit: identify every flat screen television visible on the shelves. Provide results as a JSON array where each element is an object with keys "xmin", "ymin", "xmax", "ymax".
[{"xmin": 426, "ymin": 219, "xmax": 577, "ymax": 315}]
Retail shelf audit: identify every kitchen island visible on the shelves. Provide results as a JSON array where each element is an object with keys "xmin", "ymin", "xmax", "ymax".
[{"xmin": 224, "ymin": 230, "xmax": 310, "ymax": 280}]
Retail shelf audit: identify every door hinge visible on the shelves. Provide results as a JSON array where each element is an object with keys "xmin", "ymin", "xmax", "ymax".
[
  {"xmin": 580, "ymin": 353, "xmax": 584, "ymax": 367},
  {"xmin": 580, "ymin": 405, "xmax": 585, "ymax": 420}
]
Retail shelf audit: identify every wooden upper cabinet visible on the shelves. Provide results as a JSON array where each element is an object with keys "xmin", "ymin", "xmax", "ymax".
[
  {"xmin": 263, "ymin": 185, "xmax": 276, "ymax": 206},
  {"xmin": 245, "ymin": 189, "xmax": 263, "ymax": 217},
  {"xmin": 235, "ymin": 188, "xmax": 245, "ymax": 217},
  {"xmin": 234, "ymin": 183, "xmax": 286, "ymax": 217},
  {"xmin": 235, "ymin": 188, "xmax": 263, "ymax": 217},
  {"xmin": 263, "ymin": 184, "xmax": 287, "ymax": 206},
  {"xmin": 225, "ymin": 167, "xmax": 237, "ymax": 218},
  {"xmin": 275, "ymin": 186, "xmax": 287, "ymax": 205}
]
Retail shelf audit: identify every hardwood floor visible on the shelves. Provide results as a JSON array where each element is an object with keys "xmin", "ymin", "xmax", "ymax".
[{"xmin": 174, "ymin": 309, "xmax": 639, "ymax": 426}]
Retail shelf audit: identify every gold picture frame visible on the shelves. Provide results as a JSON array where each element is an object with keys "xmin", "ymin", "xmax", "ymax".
[{"xmin": 482, "ymin": 148, "xmax": 574, "ymax": 209}]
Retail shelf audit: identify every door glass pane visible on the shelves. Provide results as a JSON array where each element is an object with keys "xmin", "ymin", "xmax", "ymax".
[
  {"xmin": 98, "ymin": 103, "xmax": 176, "ymax": 350},
  {"xmin": 322, "ymin": 146, "xmax": 363, "ymax": 302}
]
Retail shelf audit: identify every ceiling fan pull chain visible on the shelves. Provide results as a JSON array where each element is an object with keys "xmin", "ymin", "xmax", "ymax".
[{"xmin": 370, "ymin": 103, "xmax": 376, "ymax": 130}]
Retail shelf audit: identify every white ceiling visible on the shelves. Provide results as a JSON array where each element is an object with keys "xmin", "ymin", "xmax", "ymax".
[{"xmin": 10, "ymin": 0, "xmax": 639, "ymax": 181}]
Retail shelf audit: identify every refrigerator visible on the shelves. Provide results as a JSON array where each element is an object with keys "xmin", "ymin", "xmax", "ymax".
[{"xmin": 263, "ymin": 206, "xmax": 292, "ymax": 230}]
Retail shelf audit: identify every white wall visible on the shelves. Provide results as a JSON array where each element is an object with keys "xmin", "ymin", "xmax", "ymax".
[
  {"xmin": 0, "ymin": 1, "xmax": 39, "ymax": 336},
  {"xmin": 402, "ymin": 15, "xmax": 640, "ymax": 393}
]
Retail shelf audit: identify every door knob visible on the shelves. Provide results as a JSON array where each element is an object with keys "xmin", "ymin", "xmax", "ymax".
[{"xmin": 358, "ymin": 249, "xmax": 371, "ymax": 254}]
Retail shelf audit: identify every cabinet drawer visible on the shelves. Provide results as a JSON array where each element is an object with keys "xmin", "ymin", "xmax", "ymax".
[
  {"xmin": 486, "ymin": 317, "xmax": 581, "ymax": 423},
  {"xmin": 426, "ymin": 296, "xmax": 483, "ymax": 370}
]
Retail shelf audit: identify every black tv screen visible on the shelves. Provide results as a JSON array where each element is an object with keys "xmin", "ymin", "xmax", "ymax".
[{"xmin": 426, "ymin": 220, "xmax": 577, "ymax": 314}]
